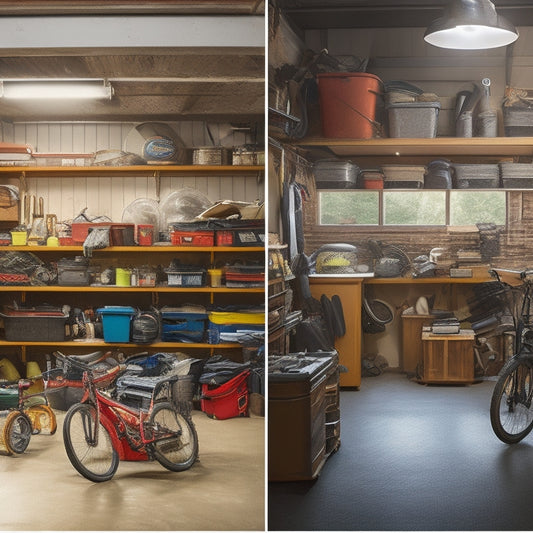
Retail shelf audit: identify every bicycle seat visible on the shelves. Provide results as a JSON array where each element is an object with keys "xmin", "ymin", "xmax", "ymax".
[{"xmin": 68, "ymin": 351, "xmax": 107, "ymax": 364}]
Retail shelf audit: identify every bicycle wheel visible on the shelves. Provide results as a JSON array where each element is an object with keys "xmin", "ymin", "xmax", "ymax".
[
  {"xmin": 63, "ymin": 403, "xmax": 119, "ymax": 482},
  {"xmin": 4, "ymin": 411, "xmax": 32, "ymax": 454},
  {"xmin": 148, "ymin": 402, "xmax": 198, "ymax": 472},
  {"xmin": 25, "ymin": 405, "xmax": 57, "ymax": 435},
  {"xmin": 490, "ymin": 355, "xmax": 533, "ymax": 443}
]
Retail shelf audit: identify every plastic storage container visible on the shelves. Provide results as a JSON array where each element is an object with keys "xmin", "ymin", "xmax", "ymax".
[
  {"xmin": 453, "ymin": 164, "xmax": 500, "ymax": 188},
  {"xmin": 97, "ymin": 306, "xmax": 136, "ymax": 342},
  {"xmin": 208, "ymin": 268, "xmax": 223, "ymax": 287},
  {"xmin": 57, "ymin": 256, "xmax": 90, "ymax": 286},
  {"xmin": 499, "ymin": 162, "xmax": 533, "ymax": 188},
  {"xmin": 160, "ymin": 306, "xmax": 208, "ymax": 343},
  {"xmin": 387, "ymin": 101, "xmax": 441, "ymax": 138},
  {"xmin": 313, "ymin": 160, "xmax": 359, "ymax": 189},
  {"xmin": 381, "ymin": 165, "xmax": 426, "ymax": 188},
  {"xmin": 317, "ymin": 72, "xmax": 382, "ymax": 139},
  {"xmin": 360, "ymin": 169, "xmax": 384, "ymax": 189},
  {"xmin": 10, "ymin": 231, "xmax": 27, "ymax": 245},
  {"xmin": 0, "ymin": 307, "xmax": 67, "ymax": 341},
  {"xmin": 503, "ymin": 107, "xmax": 533, "ymax": 137},
  {"xmin": 207, "ymin": 310, "xmax": 265, "ymax": 344}
]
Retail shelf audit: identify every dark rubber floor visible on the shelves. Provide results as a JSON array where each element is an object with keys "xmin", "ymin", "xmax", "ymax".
[{"xmin": 268, "ymin": 372, "xmax": 533, "ymax": 531}]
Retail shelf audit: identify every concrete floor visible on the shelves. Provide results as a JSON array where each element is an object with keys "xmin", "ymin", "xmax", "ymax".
[
  {"xmin": 0, "ymin": 409, "xmax": 265, "ymax": 531},
  {"xmin": 269, "ymin": 372, "xmax": 533, "ymax": 531}
]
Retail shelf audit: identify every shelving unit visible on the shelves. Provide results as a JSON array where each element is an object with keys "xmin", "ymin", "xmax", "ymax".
[
  {"xmin": 0, "ymin": 164, "xmax": 265, "ymax": 365},
  {"xmin": 296, "ymin": 137, "xmax": 533, "ymax": 157}
]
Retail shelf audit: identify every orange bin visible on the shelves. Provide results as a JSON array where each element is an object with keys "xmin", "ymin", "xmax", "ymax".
[{"xmin": 317, "ymin": 72, "xmax": 382, "ymax": 139}]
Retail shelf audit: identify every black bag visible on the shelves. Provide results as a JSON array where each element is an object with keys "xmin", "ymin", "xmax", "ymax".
[{"xmin": 291, "ymin": 316, "xmax": 334, "ymax": 352}]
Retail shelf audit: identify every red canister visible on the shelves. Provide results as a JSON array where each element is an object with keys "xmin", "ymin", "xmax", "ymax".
[{"xmin": 137, "ymin": 224, "xmax": 154, "ymax": 246}]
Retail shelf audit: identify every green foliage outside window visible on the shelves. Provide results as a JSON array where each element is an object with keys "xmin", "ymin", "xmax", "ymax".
[{"xmin": 319, "ymin": 190, "xmax": 506, "ymax": 226}]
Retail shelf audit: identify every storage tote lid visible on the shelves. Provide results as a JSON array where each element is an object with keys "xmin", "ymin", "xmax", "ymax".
[
  {"xmin": 386, "ymin": 101, "xmax": 441, "ymax": 109},
  {"xmin": 97, "ymin": 306, "xmax": 136, "ymax": 315}
]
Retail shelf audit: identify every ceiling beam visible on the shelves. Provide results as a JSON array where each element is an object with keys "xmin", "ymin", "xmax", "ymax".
[
  {"xmin": 278, "ymin": 1, "xmax": 533, "ymax": 30},
  {"xmin": 0, "ymin": 15, "xmax": 265, "ymax": 52}
]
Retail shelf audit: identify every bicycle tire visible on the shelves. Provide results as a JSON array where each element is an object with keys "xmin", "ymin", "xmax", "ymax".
[
  {"xmin": 63, "ymin": 403, "xmax": 119, "ymax": 482},
  {"xmin": 490, "ymin": 355, "xmax": 533, "ymax": 444},
  {"xmin": 4, "ymin": 411, "xmax": 32, "ymax": 454},
  {"xmin": 25, "ymin": 405, "xmax": 57, "ymax": 435},
  {"xmin": 148, "ymin": 402, "xmax": 198, "ymax": 472}
]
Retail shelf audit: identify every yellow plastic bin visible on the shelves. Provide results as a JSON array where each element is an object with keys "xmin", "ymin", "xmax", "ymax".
[
  {"xmin": 208, "ymin": 269, "xmax": 224, "ymax": 287},
  {"xmin": 10, "ymin": 231, "xmax": 27, "ymax": 245}
]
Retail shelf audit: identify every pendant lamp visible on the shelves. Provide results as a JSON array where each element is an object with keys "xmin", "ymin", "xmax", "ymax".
[{"xmin": 424, "ymin": 0, "xmax": 518, "ymax": 50}]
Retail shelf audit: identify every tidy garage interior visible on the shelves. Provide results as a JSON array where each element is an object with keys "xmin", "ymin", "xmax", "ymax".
[{"xmin": 268, "ymin": 1, "xmax": 533, "ymax": 531}]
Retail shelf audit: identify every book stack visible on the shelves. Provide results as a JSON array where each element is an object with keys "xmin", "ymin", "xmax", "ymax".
[{"xmin": 431, "ymin": 317, "xmax": 461, "ymax": 334}]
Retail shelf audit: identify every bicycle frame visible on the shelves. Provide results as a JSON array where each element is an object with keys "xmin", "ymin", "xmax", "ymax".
[
  {"xmin": 490, "ymin": 268, "xmax": 533, "ymax": 355},
  {"xmin": 79, "ymin": 369, "xmax": 179, "ymax": 462}
]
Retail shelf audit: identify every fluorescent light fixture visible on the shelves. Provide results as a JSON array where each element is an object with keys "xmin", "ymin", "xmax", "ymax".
[
  {"xmin": 0, "ymin": 79, "xmax": 113, "ymax": 99},
  {"xmin": 424, "ymin": 0, "xmax": 518, "ymax": 50}
]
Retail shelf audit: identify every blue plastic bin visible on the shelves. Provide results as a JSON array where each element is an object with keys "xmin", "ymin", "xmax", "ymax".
[
  {"xmin": 161, "ymin": 310, "xmax": 208, "ymax": 343},
  {"xmin": 97, "ymin": 306, "xmax": 136, "ymax": 342}
]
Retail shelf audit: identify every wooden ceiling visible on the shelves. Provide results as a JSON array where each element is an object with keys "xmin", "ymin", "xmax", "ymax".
[{"xmin": 276, "ymin": 0, "xmax": 533, "ymax": 31}]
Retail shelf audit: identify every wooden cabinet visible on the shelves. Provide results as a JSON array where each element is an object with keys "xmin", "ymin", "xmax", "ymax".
[
  {"xmin": 309, "ymin": 275, "xmax": 368, "ymax": 388},
  {"xmin": 401, "ymin": 313, "xmax": 437, "ymax": 375},
  {"xmin": 421, "ymin": 329, "xmax": 475, "ymax": 384},
  {"xmin": 268, "ymin": 352, "xmax": 339, "ymax": 481}
]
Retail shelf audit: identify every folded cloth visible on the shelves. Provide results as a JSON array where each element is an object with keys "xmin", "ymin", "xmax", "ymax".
[{"xmin": 83, "ymin": 226, "xmax": 110, "ymax": 257}]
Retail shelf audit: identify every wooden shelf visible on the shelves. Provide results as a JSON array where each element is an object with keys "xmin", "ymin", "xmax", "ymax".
[
  {"xmin": 0, "ymin": 340, "xmax": 241, "ymax": 349},
  {"xmin": 5, "ymin": 245, "xmax": 265, "ymax": 253},
  {"xmin": 0, "ymin": 164, "xmax": 264, "ymax": 177},
  {"xmin": 0, "ymin": 285, "xmax": 264, "ymax": 293},
  {"xmin": 367, "ymin": 276, "xmax": 492, "ymax": 284},
  {"xmin": 296, "ymin": 137, "xmax": 533, "ymax": 157}
]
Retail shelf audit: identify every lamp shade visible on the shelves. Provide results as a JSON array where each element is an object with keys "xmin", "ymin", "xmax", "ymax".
[{"xmin": 424, "ymin": 0, "xmax": 518, "ymax": 50}]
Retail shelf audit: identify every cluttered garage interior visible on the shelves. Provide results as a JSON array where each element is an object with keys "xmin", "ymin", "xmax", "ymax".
[{"xmin": 0, "ymin": 3, "xmax": 265, "ymax": 532}]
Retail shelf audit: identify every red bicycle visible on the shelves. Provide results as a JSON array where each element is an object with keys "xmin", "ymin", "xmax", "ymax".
[{"xmin": 55, "ymin": 351, "xmax": 198, "ymax": 482}]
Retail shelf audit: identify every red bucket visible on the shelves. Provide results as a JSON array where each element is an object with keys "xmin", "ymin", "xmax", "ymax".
[{"xmin": 317, "ymin": 72, "xmax": 382, "ymax": 139}]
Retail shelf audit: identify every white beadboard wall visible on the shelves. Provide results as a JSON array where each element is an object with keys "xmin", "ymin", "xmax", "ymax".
[{"xmin": 4, "ymin": 120, "xmax": 264, "ymax": 223}]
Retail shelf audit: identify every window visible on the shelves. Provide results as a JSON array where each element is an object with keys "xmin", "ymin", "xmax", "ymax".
[{"xmin": 318, "ymin": 190, "xmax": 506, "ymax": 226}]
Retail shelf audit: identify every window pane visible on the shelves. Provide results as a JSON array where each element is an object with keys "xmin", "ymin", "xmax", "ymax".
[
  {"xmin": 450, "ymin": 191, "xmax": 506, "ymax": 225},
  {"xmin": 319, "ymin": 191, "xmax": 379, "ymax": 225},
  {"xmin": 383, "ymin": 191, "xmax": 446, "ymax": 225}
]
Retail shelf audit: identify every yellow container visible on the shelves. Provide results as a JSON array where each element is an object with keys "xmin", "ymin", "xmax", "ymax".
[
  {"xmin": 0, "ymin": 358, "xmax": 21, "ymax": 381},
  {"xmin": 208, "ymin": 269, "xmax": 223, "ymax": 287},
  {"xmin": 26, "ymin": 361, "xmax": 44, "ymax": 393},
  {"xmin": 10, "ymin": 231, "xmax": 27, "ymax": 246},
  {"xmin": 116, "ymin": 268, "xmax": 131, "ymax": 287},
  {"xmin": 208, "ymin": 311, "xmax": 265, "ymax": 325}
]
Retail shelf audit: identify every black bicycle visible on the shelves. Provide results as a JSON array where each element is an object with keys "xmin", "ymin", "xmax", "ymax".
[{"xmin": 489, "ymin": 268, "xmax": 533, "ymax": 444}]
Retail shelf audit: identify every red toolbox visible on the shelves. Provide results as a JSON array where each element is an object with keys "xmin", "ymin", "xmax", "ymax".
[
  {"xmin": 71, "ymin": 222, "xmax": 135, "ymax": 245},
  {"xmin": 214, "ymin": 219, "xmax": 265, "ymax": 247},
  {"xmin": 200, "ymin": 370, "xmax": 250, "ymax": 420},
  {"xmin": 171, "ymin": 230, "xmax": 214, "ymax": 246},
  {"xmin": 170, "ymin": 222, "xmax": 215, "ymax": 246}
]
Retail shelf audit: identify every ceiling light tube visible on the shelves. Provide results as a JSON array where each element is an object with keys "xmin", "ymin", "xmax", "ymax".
[
  {"xmin": 0, "ymin": 79, "xmax": 113, "ymax": 99},
  {"xmin": 424, "ymin": 0, "xmax": 518, "ymax": 50}
]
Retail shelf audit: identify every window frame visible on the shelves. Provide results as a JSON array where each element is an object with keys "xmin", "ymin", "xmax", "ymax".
[{"xmin": 317, "ymin": 189, "xmax": 508, "ymax": 228}]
